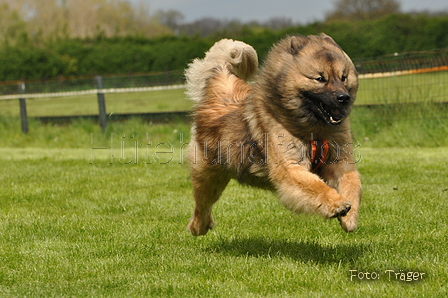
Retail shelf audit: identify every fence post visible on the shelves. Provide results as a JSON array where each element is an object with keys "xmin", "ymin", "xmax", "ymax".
[
  {"xmin": 96, "ymin": 75, "xmax": 107, "ymax": 133},
  {"xmin": 18, "ymin": 82, "xmax": 28, "ymax": 134}
]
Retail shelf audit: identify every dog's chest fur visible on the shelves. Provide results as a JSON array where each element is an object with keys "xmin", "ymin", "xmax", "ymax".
[{"xmin": 193, "ymin": 103, "xmax": 341, "ymax": 189}]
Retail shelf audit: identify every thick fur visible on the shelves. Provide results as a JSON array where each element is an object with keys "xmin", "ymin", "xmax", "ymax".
[{"xmin": 185, "ymin": 35, "xmax": 362, "ymax": 236}]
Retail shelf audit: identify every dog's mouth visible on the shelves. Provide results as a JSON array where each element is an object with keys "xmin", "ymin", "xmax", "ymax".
[
  {"xmin": 300, "ymin": 90, "xmax": 348, "ymax": 125},
  {"xmin": 316, "ymin": 102, "xmax": 347, "ymax": 125}
]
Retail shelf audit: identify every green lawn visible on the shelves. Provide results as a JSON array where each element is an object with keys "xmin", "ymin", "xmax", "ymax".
[
  {"xmin": 357, "ymin": 71, "xmax": 448, "ymax": 105},
  {"xmin": 0, "ymin": 88, "xmax": 191, "ymax": 117},
  {"xmin": 0, "ymin": 119, "xmax": 447, "ymax": 297}
]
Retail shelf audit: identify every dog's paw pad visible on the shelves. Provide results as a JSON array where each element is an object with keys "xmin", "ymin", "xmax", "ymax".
[{"xmin": 331, "ymin": 201, "xmax": 351, "ymax": 218}]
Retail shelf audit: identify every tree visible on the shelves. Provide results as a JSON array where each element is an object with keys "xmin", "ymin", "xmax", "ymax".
[
  {"xmin": 0, "ymin": 3, "xmax": 29, "ymax": 45},
  {"xmin": 0, "ymin": 0, "xmax": 173, "ymax": 42},
  {"xmin": 65, "ymin": 0, "xmax": 172, "ymax": 38},
  {"xmin": 179, "ymin": 18, "xmax": 228, "ymax": 37},
  {"xmin": 155, "ymin": 9, "xmax": 185, "ymax": 33},
  {"xmin": 326, "ymin": 0, "xmax": 401, "ymax": 21},
  {"xmin": 263, "ymin": 17, "xmax": 294, "ymax": 31}
]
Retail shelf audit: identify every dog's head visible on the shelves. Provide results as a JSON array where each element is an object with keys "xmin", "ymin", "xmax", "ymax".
[{"xmin": 261, "ymin": 34, "xmax": 358, "ymax": 126}]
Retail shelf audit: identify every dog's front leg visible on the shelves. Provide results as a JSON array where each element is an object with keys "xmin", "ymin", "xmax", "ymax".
[
  {"xmin": 323, "ymin": 165, "xmax": 362, "ymax": 232},
  {"xmin": 338, "ymin": 170, "xmax": 361, "ymax": 232},
  {"xmin": 270, "ymin": 164, "xmax": 352, "ymax": 220}
]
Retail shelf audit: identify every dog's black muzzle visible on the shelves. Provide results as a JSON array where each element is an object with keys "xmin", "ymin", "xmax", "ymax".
[{"xmin": 302, "ymin": 90, "xmax": 351, "ymax": 125}]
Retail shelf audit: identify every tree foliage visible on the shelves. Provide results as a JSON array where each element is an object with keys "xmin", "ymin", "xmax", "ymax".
[
  {"xmin": 326, "ymin": 0, "xmax": 401, "ymax": 21},
  {"xmin": 0, "ymin": 0, "xmax": 447, "ymax": 81},
  {"xmin": 0, "ymin": 0, "xmax": 172, "ymax": 42}
]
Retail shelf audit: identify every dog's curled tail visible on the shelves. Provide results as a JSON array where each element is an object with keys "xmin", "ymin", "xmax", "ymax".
[{"xmin": 185, "ymin": 39, "xmax": 258, "ymax": 102}]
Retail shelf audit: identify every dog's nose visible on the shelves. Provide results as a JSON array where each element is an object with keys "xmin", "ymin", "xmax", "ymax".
[{"xmin": 337, "ymin": 93, "xmax": 350, "ymax": 103}]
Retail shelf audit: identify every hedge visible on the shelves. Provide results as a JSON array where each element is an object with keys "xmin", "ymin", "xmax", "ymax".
[{"xmin": 1, "ymin": 13, "xmax": 447, "ymax": 81}]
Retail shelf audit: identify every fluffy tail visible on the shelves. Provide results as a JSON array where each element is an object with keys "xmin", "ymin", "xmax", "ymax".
[{"xmin": 185, "ymin": 39, "xmax": 258, "ymax": 102}]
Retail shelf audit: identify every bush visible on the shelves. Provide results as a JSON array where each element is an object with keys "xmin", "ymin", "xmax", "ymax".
[{"xmin": 1, "ymin": 13, "xmax": 448, "ymax": 81}]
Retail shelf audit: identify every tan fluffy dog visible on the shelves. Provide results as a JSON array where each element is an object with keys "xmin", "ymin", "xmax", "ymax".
[{"xmin": 185, "ymin": 34, "xmax": 362, "ymax": 236}]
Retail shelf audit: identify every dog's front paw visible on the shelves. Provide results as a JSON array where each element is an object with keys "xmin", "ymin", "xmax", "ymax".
[
  {"xmin": 319, "ymin": 189, "xmax": 351, "ymax": 219},
  {"xmin": 188, "ymin": 215, "xmax": 215, "ymax": 236},
  {"xmin": 331, "ymin": 201, "xmax": 351, "ymax": 218},
  {"xmin": 339, "ymin": 210, "xmax": 358, "ymax": 232}
]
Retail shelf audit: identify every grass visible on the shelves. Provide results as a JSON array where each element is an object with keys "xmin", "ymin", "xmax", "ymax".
[
  {"xmin": 350, "ymin": 101, "xmax": 448, "ymax": 147},
  {"xmin": 0, "ymin": 89, "xmax": 190, "ymax": 117},
  {"xmin": 0, "ymin": 145, "xmax": 447, "ymax": 297},
  {"xmin": 0, "ymin": 117, "xmax": 447, "ymax": 297},
  {"xmin": 1, "ymin": 99, "xmax": 446, "ymax": 149},
  {"xmin": 356, "ymin": 71, "xmax": 448, "ymax": 105}
]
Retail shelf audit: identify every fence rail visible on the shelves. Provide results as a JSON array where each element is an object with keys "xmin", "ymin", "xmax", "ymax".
[
  {"xmin": 354, "ymin": 48, "xmax": 448, "ymax": 74},
  {"xmin": 0, "ymin": 70, "xmax": 184, "ymax": 95},
  {"xmin": 0, "ymin": 84, "xmax": 186, "ymax": 101}
]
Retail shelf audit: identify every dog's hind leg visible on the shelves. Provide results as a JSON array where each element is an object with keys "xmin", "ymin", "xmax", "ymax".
[{"xmin": 188, "ymin": 167, "xmax": 231, "ymax": 236}]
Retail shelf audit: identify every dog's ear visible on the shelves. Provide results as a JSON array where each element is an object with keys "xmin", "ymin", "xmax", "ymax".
[
  {"xmin": 289, "ymin": 35, "xmax": 308, "ymax": 55},
  {"xmin": 319, "ymin": 33, "xmax": 341, "ymax": 49},
  {"xmin": 319, "ymin": 33, "xmax": 335, "ymax": 43}
]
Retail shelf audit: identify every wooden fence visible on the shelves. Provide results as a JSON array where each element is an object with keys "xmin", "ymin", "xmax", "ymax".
[{"xmin": 0, "ymin": 76, "xmax": 186, "ymax": 134}]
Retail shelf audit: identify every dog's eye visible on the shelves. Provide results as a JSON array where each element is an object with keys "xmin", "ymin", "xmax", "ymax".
[
  {"xmin": 341, "ymin": 75, "xmax": 347, "ymax": 82},
  {"xmin": 315, "ymin": 76, "xmax": 326, "ymax": 83}
]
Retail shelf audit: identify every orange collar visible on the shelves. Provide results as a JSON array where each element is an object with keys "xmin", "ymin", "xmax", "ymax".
[{"xmin": 310, "ymin": 139, "xmax": 329, "ymax": 173}]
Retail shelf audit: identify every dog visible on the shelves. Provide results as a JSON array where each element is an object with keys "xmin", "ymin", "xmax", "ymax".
[{"xmin": 184, "ymin": 34, "xmax": 362, "ymax": 236}]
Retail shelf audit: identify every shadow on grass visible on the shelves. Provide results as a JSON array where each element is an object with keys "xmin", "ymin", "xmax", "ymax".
[{"xmin": 207, "ymin": 237, "xmax": 365, "ymax": 265}]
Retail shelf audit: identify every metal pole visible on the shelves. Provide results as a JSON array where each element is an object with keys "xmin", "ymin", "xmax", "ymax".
[
  {"xmin": 96, "ymin": 75, "xmax": 107, "ymax": 133},
  {"xmin": 18, "ymin": 82, "xmax": 28, "ymax": 134}
]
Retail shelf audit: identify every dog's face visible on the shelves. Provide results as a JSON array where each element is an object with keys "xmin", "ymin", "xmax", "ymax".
[{"xmin": 263, "ymin": 34, "xmax": 358, "ymax": 126}]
